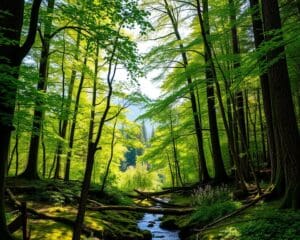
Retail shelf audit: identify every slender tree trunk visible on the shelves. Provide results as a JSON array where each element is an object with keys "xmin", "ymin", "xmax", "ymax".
[
  {"xmin": 8, "ymin": 134, "xmax": 19, "ymax": 177},
  {"xmin": 55, "ymin": 32, "xmax": 81, "ymax": 180},
  {"xmin": 64, "ymin": 42, "xmax": 89, "ymax": 181},
  {"xmin": 225, "ymin": 81, "xmax": 235, "ymax": 170},
  {"xmin": 166, "ymin": 153, "xmax": 175, "ymax": 188},
  {"xmin": 195, "ymin": 0, "xmax": 247, "ymax": 191},
  {"xmin": 169, "ymin": 112, "xmax": 183, "ymax": 186},
  {"xmin": 49, "ymin": 153, "xmax": 57, "ymax": 179},
  {"xmin": 245, "ymin": 91, "xmax": 250, "ymax": 148},
  {"xmin": 8, "ymin": 135, "xmax": 17, "ymax": 175},
  {"xmin": 73, "ymin": 43, "xmax": 99, "ymax": 240},
  {"xmin": 0, "ymin": 0, "xmax": 42, "ymax": 238},
  {"xmin": 54, "ymin": 33, "xmax": 67, "ymax": 179},
  {"xmin": 100, "ymin": 119, "xmax": 118, "ymax": 192},
  {"xmin": 73, "ymin": 36, "xmax": 117, "ymax": 239},
  {"xmin": 202, "ymin": 0, "xmax": 227, "ymax": 182},
  {"xmin": 257, "ymin": 89, "xmax": 267, "ymax": 165},
  {"xmin": 8, "ymin": 100, "xmax": 21, "ymax": 176},
  {"xmin": 21, "ymin": 0, "xmax": 55, "ymax": 180},
  {"xmin": 228, "ymin": 0, "xmax": 250, "ymax": 181},
  {"xmin": 41, "ymin": 124, "xmax": 47, "ymax": 178},
  {"xmin": 163, "ymin": 0, "xmax": 210, "ymax": 182},
  {"xmin": 262, "ymin": 0, "xmax": 300, "ymax": 208}
]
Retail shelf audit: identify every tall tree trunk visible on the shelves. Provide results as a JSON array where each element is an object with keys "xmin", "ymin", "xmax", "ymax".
[
  {"xmin": 8, "ymin": 132, "xmax": 19, "ymax": 176},
  {"xmin": 169, "ymin": 112, "xmax": 184, "ymax": 186},
  {"xmin": 73, "ymin": 36, "xmax": 117, "ymax": 239},
  {"xmin": 64, "ymin": 42, "xmax": 89, "ymax": 181},
  {"xmin": 195, "ymin": 0, "xmax": 247, "ymax": 191},
  {"xmin": 202, "ymin": 0, "xmax": 227, "ymax": 182},
  {"xmin": 228, "ymin": 0, "xmax": 250, "ymax": 181},
  {"xmin": 100, "ymin": 119, "xmax": 118, "ymax": 193},
  {"xmin": 257, "ymin": 89, "xmax": 267, "ymax": 165},
  {"xmin": 249, "ymin": 0, "xmax": 277, "ymax": 183},
  {"xmin": 21, "ymin": 0, "xmax": 55, "ymax": 180},
  {"xmin": 41, "ymin": 124, "xmax": 47, "ymax": 178},
  {"xmin": 262, "ymin": 0, "xmax": 300, "ymax": 208},
  {"xmin": 55, "ymin": 31, "xmax": 81, "ymax": 180},
  {"xmin": 166, "ymin": 153, "xmax": 175, "ymax": 188},
  {"xmin": 163, "ymin": 0, "xmax": 210, "ymax": 182},
  {"xmin": 0, "ymin": 0, "xmax": 42, "ymax": 238},
  {"xmin": 73, "ymin": 43, "xmax": 99, "ymax": 240},
  {"xmin": 54, "ymin": 32, "xmax": 67, "ymax": 179}
]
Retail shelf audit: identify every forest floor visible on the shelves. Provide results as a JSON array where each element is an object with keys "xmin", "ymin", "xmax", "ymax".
[
  {"xmin": 158, "ymin": 186, "xmax": 300, "ymax": 240},
  {"xmin": 5, "ymin": 178, "xmax": 300, "ymax": 240},
  {"xmin": 6, "ymin": 178, "xmax": 150, "ymax": 240}
]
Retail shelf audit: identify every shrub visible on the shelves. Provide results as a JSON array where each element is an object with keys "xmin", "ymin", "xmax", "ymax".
[
  {"xmin": 186, "ymin": 184, "xmax": 240, "ymax": 229},
  {"xmin": 191, "ymin": 184, "xmax": 231, "ymax": 206},
  {"xmin": 189, "ymin": 201, "xmax": 240, "ymax": 226}
]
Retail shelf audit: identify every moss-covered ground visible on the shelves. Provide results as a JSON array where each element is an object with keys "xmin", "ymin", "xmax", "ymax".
[
  {"xmin": 6, "ymin": 179, "xmax": 300, "ymax": 240},
  {"xmin": 161, "ymin": 191, "xmax": 300, "ymax": 240},
  {"xmin": 6, "ymin": 178, "xmax": 148, "ymax": 240},
  {"xmin": 198, "ymin": 201, "xmax": 300, "ymax": 240}
]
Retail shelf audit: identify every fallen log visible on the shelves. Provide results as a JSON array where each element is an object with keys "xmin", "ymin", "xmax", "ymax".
[
  {"xmin": 134, "ymin": 189, "xmax": 188, "ymax": 208},
  {"xmin": 88, "ymin": 205, "xmax": 195, "ymax": 215},
  {"xmin": 133, "ymin": 189, "xmax": 180, "ymax": 197}
]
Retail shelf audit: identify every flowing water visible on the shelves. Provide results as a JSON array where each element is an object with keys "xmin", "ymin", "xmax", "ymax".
[{"xmin": 138, "ymin": 212, "xmax": 180, "ymax": 239}]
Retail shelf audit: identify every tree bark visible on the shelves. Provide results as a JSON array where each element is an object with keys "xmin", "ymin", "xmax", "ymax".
[
  {"xmin": 64, "ymin": 42, "xmax": 89, "ymax": 181},
  {"xmin": 0, "ymin": 0, "xmax": 42, "ymax": 238},
  {"xmin": 22, "ymin": 0, "xmax": 55, "ymax": 180},
  {"xmin": 100, "ymin": 118, "xmax": 118, "ymax": 192},
  {"xmin": 257, "ymin": 89, "xmax": 267, "ymax": 165},
  {"xmin": 195, "ymin": 0, "xmax": 247, "ymax": 191},
  {"xmin": 55, "ymin": 31, "xmax": 81, "ymax": 180},
  {"xmin": 169, "ymin": 111, "xmax": 184, "ymax": 186},
  {"xmin": 202, "ymin": 0, "xmax": 227, "ymax": 182},
  {"xmin": 262, "ymin": 0, "xmax": 300, "ymax": 208},
  {"xmin": 249, "ymin": 0, "xmax": 277, "ymax": 183},
  {"xmin": 73, "ymin": 36, "xmax": 116, "ymax": 239},
  {"xmin": 228, "ymin": 0, "xmax": 250, "ymax": 181},
  {"xmin": 163, "ymin": 0, "xmax": 210, "ymax": 182}
]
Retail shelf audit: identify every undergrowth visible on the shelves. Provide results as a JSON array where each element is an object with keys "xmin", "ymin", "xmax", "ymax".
[
  {"xmin": 200, "ymin": 202, "xmax": 300, "ymax": 240},
  {"xmin": 188, "ymin": 184, "xmax": 240, "ymax": 226}
]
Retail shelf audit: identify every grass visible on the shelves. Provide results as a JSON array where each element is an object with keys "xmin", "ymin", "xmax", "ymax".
[
  {"xmin": 199, "ymin": 201, "xmax": 300, "ymax": 240},
  {"xmin": 160, "ymin": 185, "xmax": 300, "ymax": 240}
]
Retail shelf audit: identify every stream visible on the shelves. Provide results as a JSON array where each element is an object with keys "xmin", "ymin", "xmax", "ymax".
[{"xmin": 138, "ymin": 211, "xmax": 180, "ymax": 239}]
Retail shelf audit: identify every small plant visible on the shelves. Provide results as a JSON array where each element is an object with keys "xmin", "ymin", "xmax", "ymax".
[
  {"xmin": 191, "ymin": 184, "xmax": 231, "ymax": 206},
  {"xmin": 239, "ymin": 208, "xmax": 300, "ymax": 240},
  {"xmin": 189, "ymin": 201, "xmax": 240, "ymax": 226},
  {"xmin": 185, "ymin": 185, "xmax": 240, "ymax": 229}
]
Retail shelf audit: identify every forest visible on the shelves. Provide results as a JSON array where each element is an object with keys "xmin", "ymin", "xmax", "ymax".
[{"xmin": 0, "ymin": 0, "xmax": 299, "ymax": 239}]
